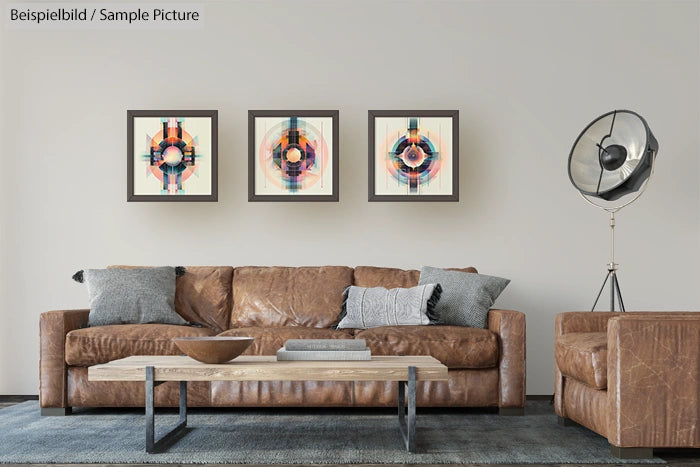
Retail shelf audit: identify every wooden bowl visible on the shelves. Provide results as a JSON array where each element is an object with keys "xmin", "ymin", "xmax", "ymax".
[{"xmin": 172, "ymin": 336, "xmax": 254, "ymax": 364}]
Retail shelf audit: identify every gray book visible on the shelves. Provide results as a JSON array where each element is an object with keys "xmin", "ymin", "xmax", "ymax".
[
  {"xmin": 276, "ymin": 348, "xmax": 371, "ymax": 361},
  {"xmin": 284, "ymin": 339, "xmax": 367, "ymax": 351}
]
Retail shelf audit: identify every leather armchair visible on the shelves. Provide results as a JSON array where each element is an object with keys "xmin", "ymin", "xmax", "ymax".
[{"xmin": 554, "ymin": 312, "xmax": 700, "ymax": 458}]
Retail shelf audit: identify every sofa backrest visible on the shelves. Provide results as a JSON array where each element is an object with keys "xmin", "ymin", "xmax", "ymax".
[
  {"xmin": 111, "ymin": 265, "xmax": 479, "ymax": 331},
  {"xmin": 174, "ymin": 266, "xmax": 234, "ymax": 333},
  {"xmin": 230, "ymin": 266, "xmax": 354, "ymax": 328},
  {"xmin": 109, "ymin": 265, "xmax": 234, "ymax": 333},
  {"xmin": 353, "ymin": 266, "xmax": 478, "ymax": 289}
]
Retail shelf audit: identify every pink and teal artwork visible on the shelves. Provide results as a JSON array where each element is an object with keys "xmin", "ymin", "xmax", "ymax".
[{"xmin": 249, "ymin": 110, "xmax": 339, "ymax": 202}]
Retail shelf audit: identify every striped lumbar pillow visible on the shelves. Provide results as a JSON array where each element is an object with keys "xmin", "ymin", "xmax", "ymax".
[{"xmin": 334, "ymin": 283, "xmax": 442, "ymax": 330}]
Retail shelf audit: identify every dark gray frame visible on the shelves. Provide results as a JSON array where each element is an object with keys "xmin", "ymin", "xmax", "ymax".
[
  {"xmin": 248, "ymin": 110, "xmax": 339, "ymax": 202},
  {"xmin": 127, "ymin": 110, "xmax": 218, "ymax": 202},
  {"xmin": 368, "ymin": 110, "xmax": 459, "ymax": 202}
]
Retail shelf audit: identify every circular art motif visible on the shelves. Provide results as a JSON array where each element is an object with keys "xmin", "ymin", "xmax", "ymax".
[
  {"xmin": 384, "ymin": 118, "xmax": 442, "ymax": 193},
  {"xmin": 162, "ymin": 146, "xmax": 184, "ymax": 166},
  {"xmin": 145, "ymin": 118, "xmax": 198, "ymax": 193},
  {"xmin": 259, "ymin": 117, "xmax": 329, "ymax": 193}
]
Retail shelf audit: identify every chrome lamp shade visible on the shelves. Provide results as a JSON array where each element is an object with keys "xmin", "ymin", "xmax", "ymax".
[{"xmin": 568, "ymin": 110, "xmax": 659, "ymax": 201}]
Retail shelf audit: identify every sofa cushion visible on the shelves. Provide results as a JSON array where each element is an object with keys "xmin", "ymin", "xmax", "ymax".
[
  {"xmin": 217, "ymin": 327, "xmax": 354, "ymax": 355},
  {"xmin": 335, "ymin": 284, "xmax": 441, "ymax": 329},
  {"xmin": 354, "ymin": 325, "xmax": 499, "ymax": 369},
  {"xmin": 555, "ymin": 332, "xmax": 608, "ymax": 389},
  {"xmin": 110, "ymin": 265, "xmax": 234, "ymax": 333},
  {"xmin": 354, "ymin": 266, "xmax": 477, "ymax": 289},
  {"xmin": 65, "ymin": 324, "xmax": 216, "ymax": 366},
  {"xmin": 174, "ymin": 266, "xmax": 234, "ymax": 332},
  {"xmin": 230, "ymin": 266, "xmax": 354, "ymax": 328},
  {"xmin": 418, "ymin": 266, "xmax": 509, "ymax": 328},
  {"xmin": 79, "ymin": 267, "xmax": 187, "ymax": 327},
  {"xmin": 353, "ymin": 267, "xmax": 421, "ymax": 289}
]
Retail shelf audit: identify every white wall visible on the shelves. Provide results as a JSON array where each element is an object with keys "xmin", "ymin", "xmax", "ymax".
[{"xmin": 1, "ymin": 0, "xmax": 699, "ymax": 395}]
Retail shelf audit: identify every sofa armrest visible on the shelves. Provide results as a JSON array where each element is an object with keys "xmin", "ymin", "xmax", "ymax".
[
  {"xmin": 607, "ymin": 314, "xmax": 700, "ymax": 448},
  {"xmin": 488, "ymin": 309, "xmax": 525, "ymax": 408},
  {"xmin": 39, "ymin": 309, "xmax": 89, "ymax": 408}
]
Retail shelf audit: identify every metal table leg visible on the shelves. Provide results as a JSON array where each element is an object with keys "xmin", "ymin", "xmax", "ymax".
[
  {"xmin": 145, "ymin": 366, "xmax": 187, "ymax": 453},
  {"xmin": 397, "ymin": 365, "xmax": 416, "ymax": 452}
]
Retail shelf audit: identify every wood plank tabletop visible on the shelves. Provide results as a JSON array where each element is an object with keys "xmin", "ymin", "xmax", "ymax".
[{"xmin": 88, "ymin": 355, "xmax": 448, "ymax": 382}]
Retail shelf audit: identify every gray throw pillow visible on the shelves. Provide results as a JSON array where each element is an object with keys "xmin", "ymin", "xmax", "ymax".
[
  {"xmin": 334, "ymin": 283, "xmax": 442, "ymax": 330},
  {"xmin": 418, "ymin": 266, "xmax": 509, "ymax": 328},
  {"xmin": 76, "ymin": 267, "xmax": 187, "ymax": 327}
]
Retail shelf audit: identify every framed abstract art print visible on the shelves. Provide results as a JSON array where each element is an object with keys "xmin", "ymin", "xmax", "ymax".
[
  {"xmin": 248, "ymin": 110, "xmax": 339, "ymax": 202},
  {"xmin": 368, "ymin": 110, "xmax": 458, "ymax": 201},
  {"xmin": 127, "ymin": 110, "xmax": 218, "ymax": 202}
]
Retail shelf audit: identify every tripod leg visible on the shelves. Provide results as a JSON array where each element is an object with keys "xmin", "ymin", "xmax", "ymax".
[
  {"xmin": 592, "ymin": 273, "xmax": 611, "ymax": 311},
  {"xmin": 612, "ymin": 273, "xmax": 626, "ymax": 312}
]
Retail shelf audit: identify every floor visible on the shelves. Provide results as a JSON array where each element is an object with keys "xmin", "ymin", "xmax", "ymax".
[{"xmin": 1, "ymin": 398, "xmax": 698, "ymax": 467}]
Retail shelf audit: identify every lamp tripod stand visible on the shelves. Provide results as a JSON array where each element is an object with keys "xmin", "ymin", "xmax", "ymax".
[
  {"xmin": 579, "ymin": 156, "xmax": 654, "ymax": 312},
  {"xmin": 591, "ymin": 211, "xmax": 625, "ymax": 312}
]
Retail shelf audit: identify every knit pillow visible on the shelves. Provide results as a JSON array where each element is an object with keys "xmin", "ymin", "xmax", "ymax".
[
  {"xmin": 418, "ymin": 266, "xmax": 509, "ymax": 328},
  {"xmin": 334, "ymin": 283, "xmax": 442, "ymax": 330},
  {"xmin": 73, "ymin": 267, "xmax": 188, "ymax": 327}
]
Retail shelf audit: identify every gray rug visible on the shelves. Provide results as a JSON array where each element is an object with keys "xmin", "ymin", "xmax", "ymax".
[{"xmin": 0, "ymin": 401, "xmax": 664, "ymax": 464}]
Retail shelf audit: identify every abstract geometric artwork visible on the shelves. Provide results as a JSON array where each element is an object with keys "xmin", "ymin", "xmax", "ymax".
[
  {"xmin": 127, "ymin": 110, "xmax": 218, "ymax": 202},
  {"xmin": 249, "ymin": 110, "xmax": 339, "ymax": 202},
  {"xmin": 369, "ymin": 110, "xmax": 458, "ymax": 201}
]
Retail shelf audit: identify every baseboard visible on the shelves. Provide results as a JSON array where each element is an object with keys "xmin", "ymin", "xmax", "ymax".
[
  {"xmin": 0, "ymin": 395, "xmax": 39, "ymax": 402},
  {"xmin": 526, "ymin": 394, "xmax": 553, "ymax": 400}
]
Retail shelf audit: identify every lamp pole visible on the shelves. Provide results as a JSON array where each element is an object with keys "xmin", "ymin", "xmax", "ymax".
[{"xmin": 591, "ymin": 210, "xmax": 625, "ymax": 312}]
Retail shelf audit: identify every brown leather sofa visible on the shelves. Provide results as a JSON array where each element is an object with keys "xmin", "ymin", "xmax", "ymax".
[
  {"xmin": 40, "ymin": 266, "xmax": 525, "ymax": 415},
  {"xmin": 554, "ymin": 311, "xmax": 700, "ymax": 458}
]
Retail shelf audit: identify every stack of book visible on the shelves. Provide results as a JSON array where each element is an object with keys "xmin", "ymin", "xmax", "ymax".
[{"xmin": 276, "ymin": 339, "xmax": 371, "ymax": 361}]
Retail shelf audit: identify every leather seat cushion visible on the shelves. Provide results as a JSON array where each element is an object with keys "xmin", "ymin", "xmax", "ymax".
[
  {"xmin": 230, "ymin": 266, "xmax": 354, "ymax": 328},
  {"xmin": 353, "ymin": 266, "xmax": 477, "ymax": 289},
  {"xmin": 217, "ymin": 327, "xmax": 354, "ymax": 355},
  {"xmin": 555, "ymin": 332, "xmax": 608, "ymax": 389},
  {"xmin": 355, "ymin": 325, "xmax": 498, "ymax": 369},
  {"xmin": 65, "ymin": 324, "xmax": 216, "ymax": 366}
]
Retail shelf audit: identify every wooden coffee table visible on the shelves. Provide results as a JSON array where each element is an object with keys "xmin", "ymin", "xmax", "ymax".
[{"xmin": 88, "ymin": 355, "xmax": 448, "ymax": 453}]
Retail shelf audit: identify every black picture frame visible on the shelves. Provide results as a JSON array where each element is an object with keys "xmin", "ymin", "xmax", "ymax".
[
  {"xmin": 127, "ymin": 109, "xmax": 218, "ymax": 202},
  {"xmin": 248, "ymin": 110, "xmax": 339, "ymax": 202},
  {"xmin": 368, "ymin": 110, "xmax": 459, "ymax": 202}
]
